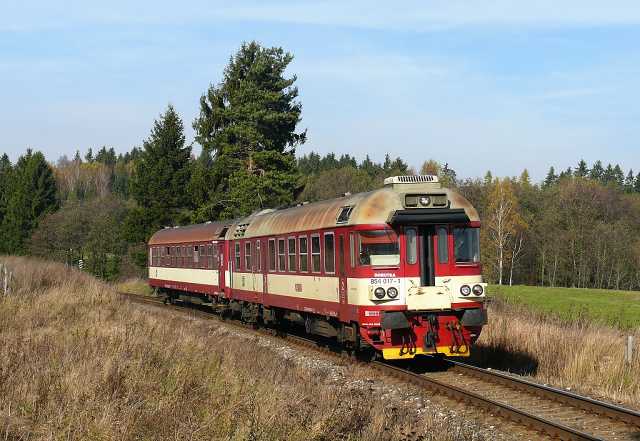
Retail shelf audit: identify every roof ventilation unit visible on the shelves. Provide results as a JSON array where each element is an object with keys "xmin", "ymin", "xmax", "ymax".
[{"xmin": 384, "ymin": 175, "xmax": 439, "ymax": 186}]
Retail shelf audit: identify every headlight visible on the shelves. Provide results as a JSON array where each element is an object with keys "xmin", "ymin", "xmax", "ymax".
[
  {"xmin": 419, "ymin": 196, "xmax": 431, "ymax": 206},
  {"xmin": 387, "ymin": 287, "xmax": 398, "ymax": 298},
  {"xmin": 472, "ymin": 284, "xmax": 484, "ymax": 296},
  {"xmin": 460, "ymin": 285, "xmax": 471, "ymax": 296},
  {"xmin": 374, "ymin": 287, "xmax": 386, "ymax": 299}
]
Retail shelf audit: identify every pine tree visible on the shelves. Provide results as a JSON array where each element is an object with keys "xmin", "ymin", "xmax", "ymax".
[
  {"xmin": 589, "ymin": 160, "xmax": 604, "ymax": 181},
  {"xmin": 85, "ymin": 148, "xmax": 93, "ymax": 163},
  {"xmin": 0, "ymin": 150, "xmax": 57, "ymax": 253},
  {"xmin": 603, "ymin": 163, "xmax": 615, "ymax": 184},
  {"xmin": 543, "ymin": 166, "xmax": 558, "ymax": 188},
  {"xmin": 0, "ymin": 154, "xmax": 12, "ymax": 224},
  {"xmin": 131, "ymin": 104, "xmax": 191, "ymax": 233},
  {"xmin": 575, "ymin": 159, "xmax": 589, "ymax": 177},
  {"xmin": 635, "ymin": 172, "xmax": 640, "ymax": 193},
  {"xmin": 193, "ymin": 41, "xmax": 305, "ymax": 220},
  {"xmin": 613, "ymin": 164, "xmax": 624, "ymax": 187},
  {"xmin": 624, "ymin": 170, "xmax": 635, "ymax": 193}
]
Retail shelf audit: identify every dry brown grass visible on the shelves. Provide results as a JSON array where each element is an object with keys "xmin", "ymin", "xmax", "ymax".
[
  {"xmin": 0, "ymin": 256, "xmax": 486, "ymax": 441},
  {"xmin": 473, "ymin": 299, "xmax": 640, "ymax": 408}
]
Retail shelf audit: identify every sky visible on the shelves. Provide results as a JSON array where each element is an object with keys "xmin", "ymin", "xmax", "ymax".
[{"xmin": 1, "ymin": 1, "xmax": 639, "ymax": 181}]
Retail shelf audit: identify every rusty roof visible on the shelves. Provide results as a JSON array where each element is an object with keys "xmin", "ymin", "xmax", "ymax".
[
  {"xmin": 148, "ymin": 221, "xmax": 230, "ymax": 245},
  {"xmin": 228, "ymin": 185, "xmax": 479, "ymax": 239},
  {"xmin": 147, "ymin": 181, "xmax": 480, "ymax": 245}
]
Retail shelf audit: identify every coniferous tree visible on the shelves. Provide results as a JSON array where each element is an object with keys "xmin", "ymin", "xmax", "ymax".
[
  {"xmin": 635, "ymin": 172, "xmax": 640, "ymax": 193},
  {"xmin": 85, "ymin": 148, "xmax": 93, "ymax": 163},
  {"xmin": 0, "ymin": 149, "xmax": 57, "ymax": 253},
  {"xmin": 624, "ymin": 170, "xmax": 635, "ymax": 193},
  {"xmin": 0, "ymin": 154, "xmax": 12, "ymax": 224},
  {"xmin": 590, "ymin": 160, "xmax": 604, "ymax": 181},
  {"xmin": 613, "ymin": 164, "xmax": 625, "ymax": 188},
  {"xmin": 130, "ymin": 104, "xmax": 191, "ymax": 236},
  {"xmin": 575, "ymin": 159, "xmax": 589, "ymax": 178},
  {"xmin": 193, "ymin": 41, "xmax": 305, "ymax": 220},
  {"xmin": 543, "ymin": 166, "xmax": 558, "ymax": 188}
]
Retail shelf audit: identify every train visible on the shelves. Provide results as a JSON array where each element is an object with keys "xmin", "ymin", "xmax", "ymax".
[{"xmin": 147, "ymin": 175, "xmax": 487, "ymax": 360}]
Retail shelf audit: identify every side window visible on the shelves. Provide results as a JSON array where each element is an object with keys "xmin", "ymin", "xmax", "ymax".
[
  {"xmin": 268, "ymin": 239, "xmax": 276, "ymax": 272},
  {"xmin": 311, "ymin": 235, "xmax": 321, "ymax": 273},
  {"xmin": 245, "ymin": 242, "xmax": 252, "ymax": 271},
  {"xmin": 299, "ymin": 236, "xmax": 308, "ymax": 272},
  {"xmin": 256, "ymin": 241, "xmax": 261, "ymax": 271},
  {"xmin": 208, "ymin": 245, "xmax": 213, "ymax": 268},
  {"xmin": 278, "ymin": 238, "xmax": 286, "ymax": 272},
  {"xmin": 437, "ymin": 227, "xmax": 449, "ymax": 264},
  {"xmin": 288, "ymin": 238, "xmax": 297, "ymax": 272},
  {"xmin": 234, "ymin": 242, "xmax": 241, "ymax": 269},
  {"xmin": 338, "ymin": 236, "xmax": 345, "ymax": 275},
  {"xmin": 406, "ymin": 228, "xmax": 417, "ymax": 265},
  {"xmin": 324, "ymin": 233, "xmax": 335, "ymax": 274}
]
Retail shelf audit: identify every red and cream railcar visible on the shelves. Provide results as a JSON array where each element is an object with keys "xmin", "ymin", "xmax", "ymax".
[{"xmin": 148, "ymin": 175, "xmax": 487, "ymax": 360}]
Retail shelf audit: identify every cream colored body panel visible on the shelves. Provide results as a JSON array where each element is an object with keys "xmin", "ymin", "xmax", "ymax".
[{"xmin": 149, "ymin": 266, "xmax": 219, "ymax": 286}]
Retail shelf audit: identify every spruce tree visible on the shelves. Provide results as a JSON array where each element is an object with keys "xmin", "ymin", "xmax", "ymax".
[
  {"xmin": 624, "ymin": 170, "xmax": 635, "ymax": 193},
  {"xmin": 130, "ymin": 104, "xmax": 191, "ymax": 232},
  {"xmin": 0, "ymin": 150, "xmax": 57, "ymax": 253},
  {"xmin": 0, "ymin": 154, "xmax": 12, "ymax": 224},
  {"xmin": 543, "ymin": 166, "xmax": 558, "ymax": 188},
  {"xmin": 635, "ymin": 172, "xmax": 640, "ymax": 193},
  {"xmin": 193, "ymin": 41, "xmax": 305, "ymax": 220},
  {"xmin": 589, "ymin": 160, "xmax": 604, "ymax": 181},
  {"xmin": 575, "ymin": 159, "xmax": 589, "ymax": 177}
]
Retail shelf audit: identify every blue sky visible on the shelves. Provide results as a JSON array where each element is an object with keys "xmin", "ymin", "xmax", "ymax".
[{"xmin": 1, "ymin": 1, "xmax": 639, "ymax": 180}]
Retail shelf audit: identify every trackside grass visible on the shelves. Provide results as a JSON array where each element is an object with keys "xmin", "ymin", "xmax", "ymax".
[
  {"xmin": 0, "ymin": 257, "xmax": 486, "ymax": 441},
  {"xmin": 489, "ymin": 284, "xmax": 640, "ymax": 330}
]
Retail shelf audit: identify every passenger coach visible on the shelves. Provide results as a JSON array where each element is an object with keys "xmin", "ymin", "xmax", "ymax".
[{"xmin": 148, "ymin": 175, "xmax": 487, "ymax": 360}]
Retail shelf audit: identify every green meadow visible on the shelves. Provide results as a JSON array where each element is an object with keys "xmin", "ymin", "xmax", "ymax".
[{"xmin": 489, "ymin": 284, "xmax": 640, "ymax": 330}]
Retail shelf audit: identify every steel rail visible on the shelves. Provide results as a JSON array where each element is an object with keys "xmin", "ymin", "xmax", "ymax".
[
  {"xmin": 118, "ymin": 292, "xmax": 637, "ymax": 440},
  {"xmin": 443, "ymin": 358, "xmax": 640, "ymax": 428}
]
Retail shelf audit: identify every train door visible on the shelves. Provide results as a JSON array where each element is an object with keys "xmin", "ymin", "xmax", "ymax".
[
  {"xmin": 337, "ymin": 233, "xmax": 349, "ymax": 321},
  {"xmin": 419, "ymin": 226, "xmax": 436, "ymax": 286},
  {"xmin": 218, "ymin": 241, "xmax": 227, "ymax": 297}
]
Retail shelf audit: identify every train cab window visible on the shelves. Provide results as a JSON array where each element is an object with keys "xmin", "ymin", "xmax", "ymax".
[
  {"xmin": 311, "ymin": 235, "xmax": 321, "ymax": 273},
  {"xmin": 278, "ymin": 239, "xmax": 286, "ymax": 272},
  {"xmin": 437, "ymin": 227, "xmax": 449, "ymax": 264},
  {"xmin": 268, "ymin": 239, "xmax": 276, "ymax": 272},
  {"xmin": 324, "ymin": 233, "xmax": 335, "ymax": 274},
  {"xmin": 255, "ymin": 241, "xmax": 261, "ymax": 271},
  {"xmin": 234, "ymin": 242, "xmax": 241, "ymax": 270},
  {"xmin": 406, "ymin": 228, "xmax": 418, "ymax": 265},
  {"xmin": 454, "ymin": 227, "xmax": 480, "ymax": 264},
  {"xmin": 288, "ymin": 238, "xmax": 297, "ymax": 272},
  {"xmin": 356, "ymin": 230, "xmax": 399, "ymax": 267},
  {"xmin": 299, "ymin": 236, "xmax": 308, "ymax": 272},
  {"xmin": 245, "ymin": 242, "xmax": 252, "ymax": 271}
]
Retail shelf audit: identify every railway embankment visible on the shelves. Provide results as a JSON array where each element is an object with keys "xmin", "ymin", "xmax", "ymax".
[
  {"xmin": 0, "ymin": 256, "xmax": 498, "ymax": 441},
  {"xmin": 472, "ymin": 295, "xmax": 640, "ymax": 410}
]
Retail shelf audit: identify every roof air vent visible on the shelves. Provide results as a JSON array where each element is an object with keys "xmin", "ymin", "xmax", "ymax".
[{"xmin": 384, "ymin": 175, "xmax": 439, "ymax": 186}]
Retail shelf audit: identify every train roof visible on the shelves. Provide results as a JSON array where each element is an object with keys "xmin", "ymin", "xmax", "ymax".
[
  {"xmin": 228, "ymin": 180, "xmax": 479, "ymax": 239},
  {"xmin": 148, "ymin": 221, "xmax": 230, "ymax": 245},
  {"xmin": 147, "ymin": 176, "xmax": 480, "ymax": 245}
]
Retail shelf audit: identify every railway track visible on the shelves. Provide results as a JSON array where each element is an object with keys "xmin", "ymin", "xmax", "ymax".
[{"xmin": 119, "ymin": 292, "xmax": 640, "ymax": 441}]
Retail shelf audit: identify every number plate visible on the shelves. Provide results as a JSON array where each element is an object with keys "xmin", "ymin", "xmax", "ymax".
[{"xmin": 370, "ymin": 278, "xmax": 400, "ymax": 285}]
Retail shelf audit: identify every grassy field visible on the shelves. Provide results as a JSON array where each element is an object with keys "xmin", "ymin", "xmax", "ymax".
[
  {"xmin": 489, "ymin": 284, "xmax": 640, "ymax": 330},
  {"xmin": 0, "ymin": 257, "xmax": 486, "ymax": 441}
]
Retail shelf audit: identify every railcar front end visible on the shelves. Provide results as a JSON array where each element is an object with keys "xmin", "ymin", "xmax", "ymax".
[{"xmin": 353, "ymin": 176, "xmax": 487, "ymax": 360}]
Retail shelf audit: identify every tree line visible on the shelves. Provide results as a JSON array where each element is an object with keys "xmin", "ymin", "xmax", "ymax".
[{"xmin": 1, "ymin": 40, "xmax": 638, "ymax": 290}]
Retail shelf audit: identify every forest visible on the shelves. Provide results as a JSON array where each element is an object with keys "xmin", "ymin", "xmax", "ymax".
[{"xmin": 0, "ymin": 41, "xmax": 639, "ymax": 290}]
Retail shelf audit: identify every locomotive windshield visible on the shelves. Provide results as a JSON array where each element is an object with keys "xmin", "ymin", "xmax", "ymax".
[
  {"xmin": 357, "ymin": 229, "xmax": 399, "ymax": 266},
  {"xmin": 454, "ymin": 227, "xmax": 480, "ymax": 263}
]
